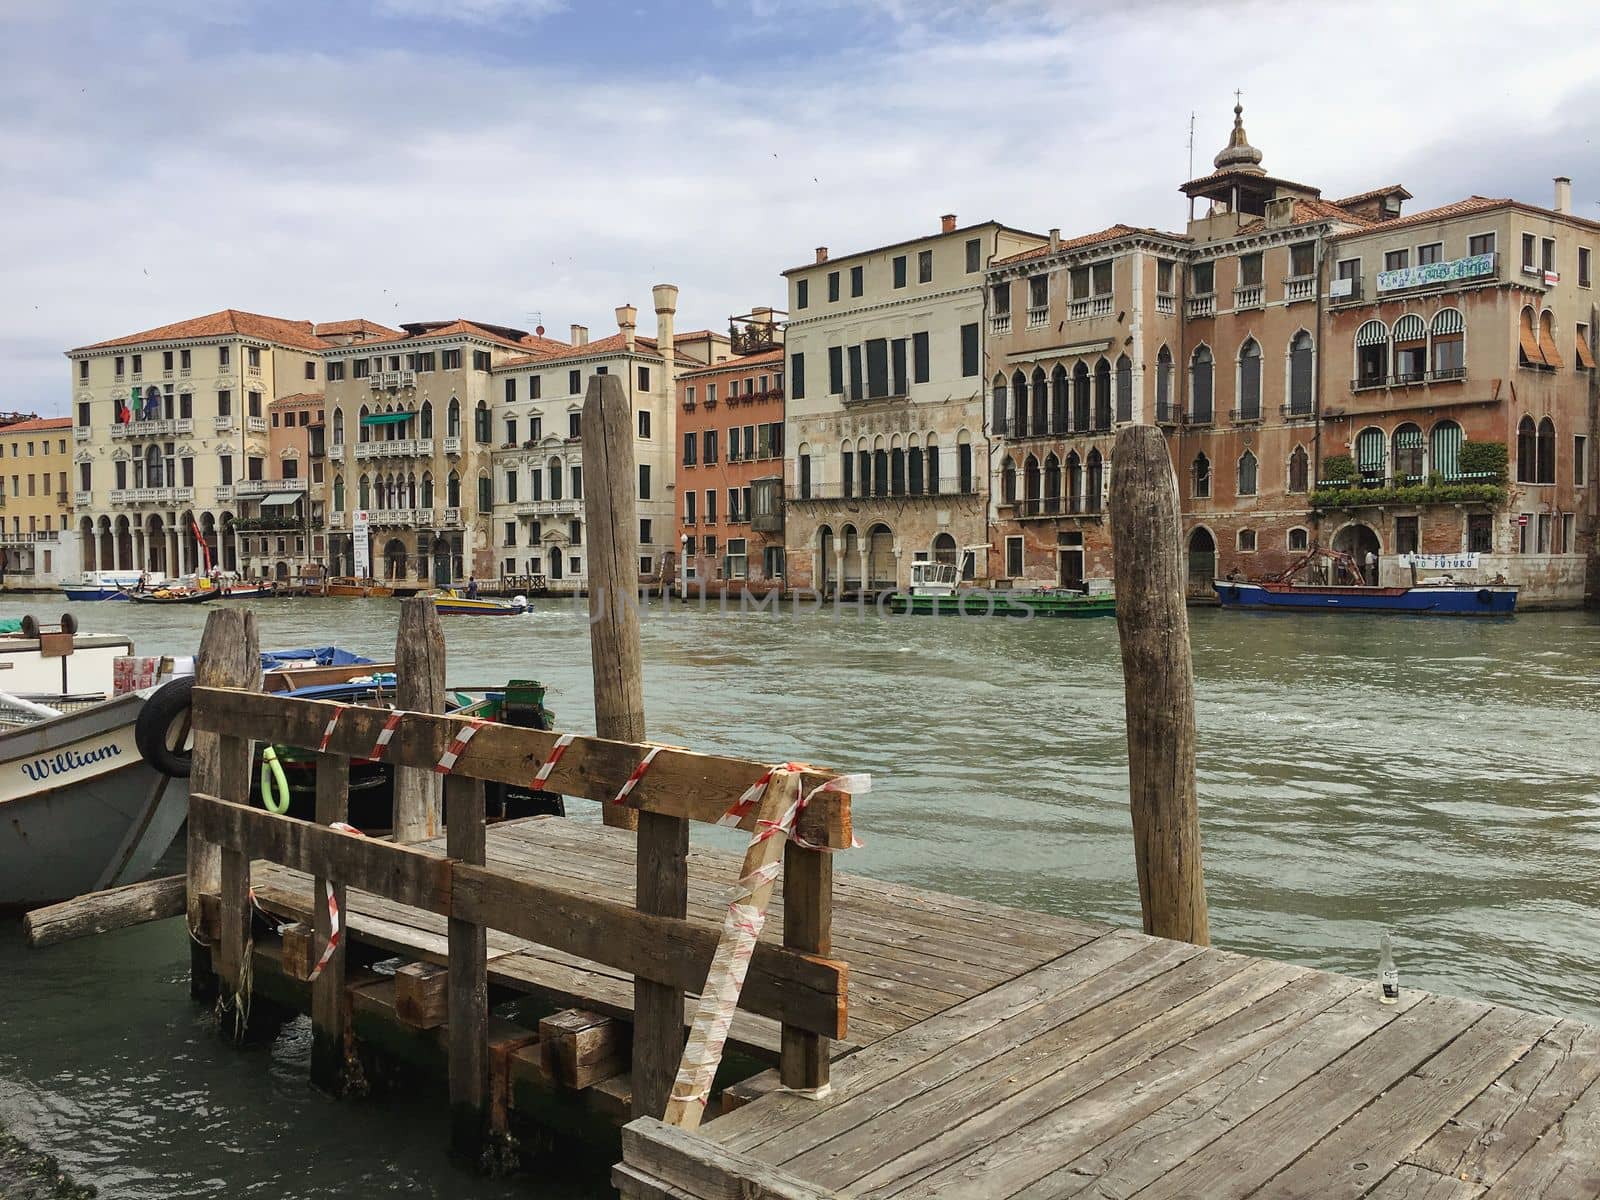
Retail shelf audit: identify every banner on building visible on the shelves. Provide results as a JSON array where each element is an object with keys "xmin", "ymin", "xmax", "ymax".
[
  {"xmin": 1397, "ymin": 552, "xmax": 1480, "ymax": 570},
  {"xmin": 1376, "ymin": 253, "xmax": 1495, "ymax": 293},
  {"xmin": 352, "ymin": 510, "xmax": 371, "ymax": 579}
]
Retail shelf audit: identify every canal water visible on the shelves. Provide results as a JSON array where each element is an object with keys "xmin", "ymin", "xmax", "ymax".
[{"xmin": 1, "ymin": 595, "xmax": 1598, "ymax": 1197}]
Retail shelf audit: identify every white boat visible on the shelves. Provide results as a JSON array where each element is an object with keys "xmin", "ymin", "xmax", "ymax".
[{"xmin": 61, "ymin": 570, "xmax": 166, "ymax": 601}]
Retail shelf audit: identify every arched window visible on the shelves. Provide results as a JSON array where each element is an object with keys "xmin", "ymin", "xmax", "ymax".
[
  {"xmin": 1237, "ymin": 450, "xmax": 1258, "ymax": 496},
  {"xmin": 358, "ymin": 404, "xmax": 371, "ymax": 443},
  {"xmin": 1393, "ymin": 314, "xmax": 1427, "ymax": 383},
  {"xmin": 547, "ymin": 456, "xmax": 562, "ymax": 501},
  {"xmin": 1085, "ymin": 449, "xmax": 1104, "ymax": 511},
  {"xmin": 1237, "ymin": 339, "xmax": 1261, "ymax": 421},
  {"xmin": 1288, "ymin": 527, "xmax": 1309, "ymax": 552},
  {"xmin": 333, "ymin": 474, "xmax": 345, "ymax": 510},
  {"xmin": 991, "ymin": 374, "xmax": 1008, "ymax": 434},
  {"xmin": 421, "ymin": 472, "xmax": 434, "ymax": 508},
  {"xmin": 1043, "ymin": 453, "xmax": 1061, "ymax": 513},
  {"xmin": 932, "ymin": 533, "xmax": 957, "ymax": 564},
  {"xmin": 1093, "ymin": 358, "xmax": 1112, "ymax": 430},
  {"xmin": 1115, "ymin": 354, "xmax": 1132, "ymax": 423},
  {"xmin": 420, "ymin": 400, "xmax": 434, "ymax": 438},
  {"xmin": 1516, "ymin": 416, "xmax": 1537, "ymax": 482},
  {"xmin": 1189, "ymin": 347, "xmax": 1213, "ymax": 423},
  {"xmin": 1023, "ymin": 455, "xmax": 1041, "ymax": 514},
  {"xmin": 1518, "ymin": 307, "xmax": 1543, "ymax": 367},
  {"xmin": 332, "ymin": 407, "xmax": 345, "ymax": 445},
  {"xmin": 907, "ymin": 441, "xmax": 923, "ymax": 494},
  {"xmin": 872, "ymin": 447, "xmax": 888, "ymax": 497},
  {"xmin": 890, "ymin": 444, "xmax": 906, "ymax": 495},
  {"xmin": 1155, "ymin": 345, "xmax": 1173, "ymax": 420},
  {"xmin": 1356, "ymin": 426, "xmax": 1387, "ymax": 485},
  {"xmin": 1393, "ymin": 423, "xmax": 1424, "ymax": 481},
  {"xmin": 1356, "ymin": 319, "xmax": 1388, "ymax": 387},
  {"xmin": 1065, "ymin": 451, "xmax": 1083, "ymax": 512},
  {"xmin": 447, "ymin": 470, "xmax": 462, "ymax": 508},
  {"xmin": 474, "ymin": 400, "xmax": 491, "ymax": 444},
  {"xmin": 1072, "ymin": 363, "xmax": 1091, "ymax": 431},
  {"xmin": 1288, "ymin": 445, "xmax": 1309, "ymax": 493},
  {"xmin": 477, "ymin": 471, "xmax": 492, "ymax": 512},
  {"xmin": 1012, "ymin": 370, "xmax": 1029, "ymax": 438},
  {"xmin": 1288, "ymin": 332, "xmax": 1313, "ymax": 415},
  {"xmin": 447, "ymin": 398, "xmax": 462, "ymax": 438},
  {"xmin": 1192, "ymin": 453, "xmax": 1211, "ymax": 498},
  {"xmin": 1537, "ymin": 417, "xmax": 1556, "ymax": 483},
  {"xmin": 405, "ymin": 472, "xmax": 416, "ymax": 508},
  {"xmin": 1001, "ymin": 457, "xmax": 1017, "ymax": 505},
  {"xmin": 1051, "ymin": 366, "xmax": 1069, "ymax": 433},
  {"xmin": 1031, "ymin": 367, "xmax": 1048, "ymax": 433},
  {"xmin": 145, "ymin": 444, "xmax": 163, "ymax": 487},
  {"xmin": 1430, "ymin": 309, "xmax": 1464, "ymax": 378},
  {"xmin": 358, "ymin": 473, "xmax": 370, "ymax": 509},
  {"xmin": 1430, "ymin": 420, "xmax": 1463, "ymax": 481}
]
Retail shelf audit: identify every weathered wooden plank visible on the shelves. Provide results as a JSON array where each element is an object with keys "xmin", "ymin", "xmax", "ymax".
[
  {"xmin": 713, "ymin": 931, "xmax": 1169, "ymax": 1156},
  {"xmin": 24, "ymin": 874, "xmax": 185, "ymax": 947},
  {"xmin": 217, "ymin": 842, "xmax": 251, "ymax": 999},
  {"xmin": 830, "ymin": 955, "xmax": 1289, "ymax": 1195},
  {"xmin": 1255, "ymin": 1006, "xmax": 1555, "ymax": 1199},
  {"xmin": 280, "ymin": 922, "xmax": 315, "ymax": 981},
  {"xmin": 893, "ymin": 968, "xmax": 1355, "ymax": 1199},
  {"xmin": 1364, "ymin": 1164, "xmax": 1487, "ymax": 1200},
  {"xmin": 1478, "ymin": 1069, "xmax": 1600, "ymax": 1199},
  {"xmin": 445, "ymin": 773, "xmax": 488, "ymax": 1161},
  {"xmin": 1408, "ymin": 1021, "xmax": 1600, "ymax": 1188},
  {"xmin": 1128, "ymin": 995, "xmax": 1490, "ymax": 1200},
  {"xmin": 621, "ymin": 1118, "xmax": 841, "ymax": 1200},
  {"xmin": 190, "ymin": 686, "xmax": 853, "ymax": 848},
  {"xmin": 540, "ymin": 1009, "xmax": 628, "ymax": 1089},
  {"xmin": 781, "ymin": 842, "xmax": 832, "ymax": 1093},
  {"xmin": 393, "ymin": 596, "xmax": 445, "ymax": 843},
  {"xmin": 1016, "ymin": 988, "xmax": 1430, "ymax": 1200},
  {"xmin": 612, "ymin": 1161, "xmax": 701, "ymax": 1200},
  {"xmin": 394, "ymin": 962, "xmax": 449, "ymax": 1028},
  {"xmin": 310, "ymin": 754, "xmax": 350, "ymax": 1094},
  {"xmin": 450, "ymin": 862, "xmax": 846, "ymax": 1038}
]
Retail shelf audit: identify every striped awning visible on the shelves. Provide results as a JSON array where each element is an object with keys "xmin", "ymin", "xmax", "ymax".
[
  {"xmin": 1430, "ymin": 308, "xmax": 1464, "ymax": 335},
  {"xmin": 1356, "ymin": 428, "xmax": 1386, "ymax": 471},
  {"xmin": 1394, "ymin": 425, "xmax": 1424, "ymax": 449},
  {"xmin": 1356, "ymin": 320, "xmax": 1388, "ymax": 347},
  {"xmin": 1537, "ymin": 313, "xmax": 1564, "ymax": 370},
  {"xmin": 361, "ymin": 411, "xmax": 413, "ymax": 427},
  {"xmin": 1392, "ymin": 314, "xmax": 1426, "ymax": 344},
  {"xmin": 1430, "ymin": 421, "xmax": 1463, "ymax": 478}
]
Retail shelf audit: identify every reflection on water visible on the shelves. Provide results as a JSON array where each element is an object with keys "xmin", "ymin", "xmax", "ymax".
[{"xmin": 2, "ymin": 594, "xmax": 1598, "ymax": 1196}]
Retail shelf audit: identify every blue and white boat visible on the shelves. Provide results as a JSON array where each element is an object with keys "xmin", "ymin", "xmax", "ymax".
[
  {"xmin": 1214, "ymin": 547, "xmax": 1516, "ymax": 617},
  {"xmin": 61, "ymin": 570, "xmax": 158, "ymax": 601}
]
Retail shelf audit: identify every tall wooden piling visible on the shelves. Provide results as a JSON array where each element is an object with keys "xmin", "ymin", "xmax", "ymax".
[
  {"xmin": 1108, "ymin": 424, "xmax": 1209, "ymax": 945},
  {"xmin": 393, "ymin": 596, "xmax": 445, "ymax": 842},
  {"xmin": 583, "ymin": 371, "xmax": 688, "ymax": 1118},
  {"xmin": 310, "ymin": 753, "xmax": 351, "ymax": 1093},
  {"xmin": 445, "ymin": 773, "xmax": 489, "ymax": 1160},
  {"xmin": 188, "ymin": 608, "xmax": 261, "ymax": 996}
]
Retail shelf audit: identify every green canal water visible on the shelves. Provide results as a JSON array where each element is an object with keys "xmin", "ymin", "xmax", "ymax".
[{"xmin": 1, "ymin": 595, "xmax": 1598, "ymax": 1197}]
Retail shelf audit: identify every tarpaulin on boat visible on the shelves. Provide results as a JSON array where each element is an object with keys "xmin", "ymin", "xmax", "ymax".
[{"xmin": 260, "ymin": 646, "xmax": 375, "ymax": 670}]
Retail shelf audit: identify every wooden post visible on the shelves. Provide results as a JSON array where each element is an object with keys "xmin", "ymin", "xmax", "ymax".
[
  {"xmin": 392, "ymin": 596, "xmax": 445, "ymax": 843},
  {"xmin": 310, "ymin": 753, "xmax": 350, "ymax": 1093},
  {"xmin": 583, "ymin": 371, "xmax": 688, "ymax": 1119},
  {"xmin": 445, "ymin": 773, "xmax": 488, "ymax": 1162},
  {"xmin": 779, "ymin": 842, "xmax": 832, "ymax": 1093},
  {"xmin": 1108, "ymin": 424, "xmax": 1209, "ymax": 945},
  {"xmin": 188, "ymin": 609, "xmax": 260, "ymax": 998}
]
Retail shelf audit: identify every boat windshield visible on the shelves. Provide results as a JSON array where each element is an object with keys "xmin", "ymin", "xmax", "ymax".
[{"xmin": 910, "ymin": 562, "xmax": 959, "ymax": 587}]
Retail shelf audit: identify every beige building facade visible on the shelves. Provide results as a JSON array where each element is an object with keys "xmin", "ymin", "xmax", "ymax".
[{"xmin": 0, "ymin": 417, "xmax": 78, "ymax": 588}]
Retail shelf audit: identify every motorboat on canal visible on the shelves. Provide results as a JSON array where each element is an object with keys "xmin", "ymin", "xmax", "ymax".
[
  {"xmin": 888, "ymin": 561, "xmax": 1116, "ymax": 618},
  {"xmin": 61, "ymin": 570, "xmax": 161, "ymax": 601},
  {"xmin": 427, "ymin": 589, "xmax": 529, "ymax": 616},
  {"xmin": 1213, "ymin": 547, "xmax": 1518, "ymax": 616}
]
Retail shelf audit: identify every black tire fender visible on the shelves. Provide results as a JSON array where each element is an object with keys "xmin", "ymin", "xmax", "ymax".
[
  {"xmin": 1476, "ymin": 588, "xmax": 1493, "ymax": 605},
  {"xmin": 135, "ymin": 675, "xmax": 195, "ymax": 778}
]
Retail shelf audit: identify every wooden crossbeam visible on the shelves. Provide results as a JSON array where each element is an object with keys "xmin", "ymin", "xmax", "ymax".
[{"xmin": 190, "ymin": 687, "xmax": 853, "ymax": 849}]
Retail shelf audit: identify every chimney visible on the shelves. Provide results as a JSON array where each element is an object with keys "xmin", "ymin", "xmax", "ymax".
[
  {"xmin": 815, "ymin": 246, "xmax": 829, "ymax": 264},
  {"xmin": 615, "ymin": 304, "xmax": 637, "ymax": 352},
  {"xmin": 653, "ymin": 283, "xmax": 678, "ymax": 387},
  {"xmin": 1554, "ymin": 176, "xmax": 1572, "ymax": 214},
  {"xmin": 941, "ymin": 213, "xmax": 957, "ymax": 233},
  {"xmin": 570, "ymin": 324, "xmax": 588, "ymax": 347},
  {"xmin": 1048, "ymin": 228, "xmax": 1061, "ymax": 251}
]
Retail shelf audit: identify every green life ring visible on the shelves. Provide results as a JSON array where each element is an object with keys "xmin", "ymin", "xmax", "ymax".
[{"xmin": 260, "ymin": 745, "xmax": 292, "ymax": 814}]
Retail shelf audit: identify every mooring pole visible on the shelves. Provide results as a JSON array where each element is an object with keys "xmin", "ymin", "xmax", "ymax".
[
  {"xmin": 393, "ymin": 595, "xmax": 446, "ymax": 842},
  {"xmin": 583, "ymin": 371, "xmax": 687, "ymax": 1118},
  {"xmin": 1108, "ymin": 424, "xmax": 1210, "ymax": 945},
  {"xmin": 188, "ymin": 608, "xmax": 261, "ymax": 996}
]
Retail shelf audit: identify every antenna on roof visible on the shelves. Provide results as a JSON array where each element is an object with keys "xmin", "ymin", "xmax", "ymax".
[{"xmin": 1187, "ymin": 111, "xmax": 1196, "ymax": 222}]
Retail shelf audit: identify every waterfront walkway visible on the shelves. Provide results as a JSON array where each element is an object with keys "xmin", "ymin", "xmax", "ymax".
[{"xmin": 245, "ymin": 815, "xmax": 1600, "ymax": 1200}]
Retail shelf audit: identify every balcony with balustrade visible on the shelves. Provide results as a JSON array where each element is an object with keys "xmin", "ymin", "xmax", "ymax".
[
  {"xmin": 1284, "ymin": 275, "xmax": 1317, "ymax": 303},
  {"xmin": 516, "ymin": 498, "xmax": 580, "ymax": 518},
  {"xmin": 108, "ymin": 487, "xmax": 196, "ymax": 506},
  {"xmin": 74, "ymin": 426, "xmax": 90, "ymax": 442},
  {"xmin": 441, "ymin": 508, "xmax": 463, "ymax": 527},
  {"xmin": 370, "ymin": 507, "xmax": 433, "ymax": 528},
  {"xmin": 1155, "ymin": 293, "xmax": 1175, "ymax": 316},
  {"xmin": 110, "ymin": 417, "xmax": 194, "ymax": 440},
  {"xmin": 989, "ymin": 313, "xmax": 1012, "ymax": 336},
  {"xmin": 74, "ymin": 490, "xmax": 92, "ymax": 508},
  {"xmin": 1068, "ymin": 296, "xmax": 1113, "ymax": 321},
  {"xmin": 1233, "ymin": 284, "xmax": 1263, "ymax": 311},
  {"xmin": 246, "ymin": 415, "xmax": 268, "ymax": 433},
  {"xmin": 355, "ymin": 437, "xmax": 434, "ymax": 461},
  {"xmin": 1026, "ymin": 307, "xmax": 1049, "ymax": 331},
  {"xmin": 443, "ymin": 436, "xmax": 462, "ymax": 455},
  {"xmin": 329, "ymin": 443, "xmax": 345, "ymax": 462},
  {"xmin": 1185, "ymin": 294, "xmax": 1216, "ymax": 319},
  {"xmin": 329, "ymin": 511, "xmax": 344, "ymax": 529},
  {"xmin": 215, "ymin": 414, "xmax": 236, "ymax": 434},
  {"xmin": 233, "ymin": 478, "xmax": 309, "ymax": 498}
]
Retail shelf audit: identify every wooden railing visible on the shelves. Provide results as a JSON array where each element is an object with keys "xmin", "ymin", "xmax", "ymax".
[{"xmin": 187, "ymin": 685, "xmax": 854, "ymax": 1149}]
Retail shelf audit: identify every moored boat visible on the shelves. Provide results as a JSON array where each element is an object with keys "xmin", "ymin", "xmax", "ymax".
[
  {"xmin": 322, "ymin": 577, "xmax": 395, "ymax": 598},
  {"xmin": 126, "ymin": 588, "xmax": 217, "ymax": 605},
  {"xmin": 887, "ymin": 562, "xmax": 1116, "ymax": 618},
  {"xmin": 61, "ymin": 570, "xmax": 160, "ymax": 601},
  {"xmin": 427, "ymin": 589, "xmax": 528, "ymax": 616},
  {"xmin": 1213, "ymin": 547, "xmax": 1517, "ymax": 616}
]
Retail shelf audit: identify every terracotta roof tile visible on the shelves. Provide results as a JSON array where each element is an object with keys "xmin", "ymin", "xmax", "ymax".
[
  {"xmin": 992, "ymin": 224, "xmax": 1188, "ymax": 267},
  {"xmin": 1330, "ymin": 184, "xmax": 1413, "ymax": 207},
  {"xmin": 0, "ymin": 417, "xmax": 73, "ymax": 434},
  {"xmin": 678, "ymin": 347, "xmax": 785, "ymax": 377},
  {"xmin": 1328, "ymin": 196, "xmax": 1516, "ymax": 240},
  {"xmin": 71, "ymin": 309, "xmax": 333, "ymax": 354},
  {"xmin": 313, "ymin": 319, "xmax": 402, "ymax": 338},
  {"xmin": 1180, "ymin": 169, "xmax": 1322, "ymax": 197},
  {"xmin": 1234, "ymin": 198, "xmax": 1377, "ymax": 235},
  {"xmin": 348, "ymin": 319, "xmax": 573, "ymax": 355},
  {"xmin": 269, "ymin": 392, "xmax": 323, "ymax": 407}
]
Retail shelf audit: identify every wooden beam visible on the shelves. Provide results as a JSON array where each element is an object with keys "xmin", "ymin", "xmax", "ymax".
[
  {"xmin": 393, "ymin": 597, "xmax": 445, "ymax": 842},
  {"xmin": 281, "ymin": 922, "xmax": 315, "ymax": 982},
  {"xmin": 1108, "ymin": 424, "xmax": 1210, "ymax": 945},
  {"xmin": 188, "ymin": 688, "xmax": 853, "ymax": 849},
  {"xmin": 395, "ymin": 962, "xmax": 450, "ymax": 1028},
  {"xmin": 780, "ymin": 841, "xmax": 833, "ymax": 1094},
  {"xmin": 620, "ymin": 1118, "xmax": 839, "ymax": 1200},
  {"xmin": 445, "ymin": 773, "xmax": 488, "ymax": 1162},
  {"xmin": 24, "ymin": 874, "xmax": 185, "ymax": 948},
  {"xmin": 539, "ymin": 1009, "xmax": 628, "ymax": 1089},
  {"xmin": 310, "ymin": 754, "xmax": 351, "ymax": 1094}
]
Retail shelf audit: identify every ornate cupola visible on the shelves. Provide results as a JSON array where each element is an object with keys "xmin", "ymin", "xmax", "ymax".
[{"xmin": 1213, "ymin": 102, "xmax": 1265, "ymax": 175}]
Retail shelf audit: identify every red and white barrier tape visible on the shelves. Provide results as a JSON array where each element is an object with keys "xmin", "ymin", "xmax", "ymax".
[
  {"xmin": 434, "ymin": 718, "xmax": 488, "ymax": 774},
  {"xmin": 307, "ymin": 821, "xmax": 365, "ymax": 981},
  {"xmin": 610, "ymin": 744, "xmax": 666, "ymax": 807},
  {"xmin": 368, "ymin": 709, "xmax": 404, "ymax": 762},
  {"xmin": 317, "ymin": 703, "xmax": 348, "ymax": 752},
  {"xmin": 530, "ymin": 732, "xmax": 575, "ymax": 790}
]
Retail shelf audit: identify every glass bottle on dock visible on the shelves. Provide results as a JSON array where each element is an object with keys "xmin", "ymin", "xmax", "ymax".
[{"xmin": 1378, "ymin": 932, "xmax": 1399, "ymax": 1004}]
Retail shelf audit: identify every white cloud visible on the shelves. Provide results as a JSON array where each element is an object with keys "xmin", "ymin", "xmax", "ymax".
[{"xmin": 371, "ymin": 0, "xmax": 564, "ymax": 23}]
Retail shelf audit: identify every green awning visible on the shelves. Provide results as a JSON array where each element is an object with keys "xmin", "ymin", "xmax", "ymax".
[
  {"xmin": 260, "ymin": 493, "xmax": 303, "ymax": 507},
  {"xmin": 361, "ymin": 411, "xmax": 413, "ymax": 427}
]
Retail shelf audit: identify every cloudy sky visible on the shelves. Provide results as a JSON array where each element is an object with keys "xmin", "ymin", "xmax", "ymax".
[{"xmin": 3, "ymin": 0, "xmax": 1595, "ymax": 412}]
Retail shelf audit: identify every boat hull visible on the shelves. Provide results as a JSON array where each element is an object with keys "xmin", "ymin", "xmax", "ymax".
[
  {"xmin": 0, "ymin": 691, "xmax": 189, "ymax": 909},
  {"xmin": 1214, "ymin": 580, "xmax": 1517, "ymax": 615},
  {"xmin": 126, "ymin": 591, "xmax": 217, "ymax": 605},
  {"xmin": 431, "ymin": 597, "xmax": 525, "ymax": 616},
  {"xmin": 62, "ymin": 587, "xmax": 129, "ymax": 602},
  {"xmin": 888, "ymin": 592, "xmax": 1116, "ymax": 618}
]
